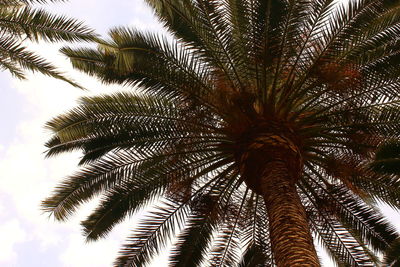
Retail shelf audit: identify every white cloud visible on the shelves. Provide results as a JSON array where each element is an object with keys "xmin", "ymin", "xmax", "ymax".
[
  {"xmin": 0, "ymin": 219, "xmax": 27, "ymax": 264},
  {"xmin": 60, "ymin": 232, "xmax": 121, "ymax": 267}
]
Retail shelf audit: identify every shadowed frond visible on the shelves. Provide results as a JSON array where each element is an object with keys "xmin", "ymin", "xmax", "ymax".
[{"xmin": 370, "ymin": 140, "xmax": 400, "ymax": 175}]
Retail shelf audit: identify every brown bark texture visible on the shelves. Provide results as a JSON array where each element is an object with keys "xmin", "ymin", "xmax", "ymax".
[
  {"xmin": 261, "ymin": 161, "xmax": 320, "ymax": 267},
  {"xmin": 236, "ymin": 130, "xmax": 320, "ymax": 266}
]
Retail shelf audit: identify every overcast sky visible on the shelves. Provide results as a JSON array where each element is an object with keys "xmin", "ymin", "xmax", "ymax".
[{"xmin": 1, "ymin": 1, "xmax": 400, "ymax": 266}]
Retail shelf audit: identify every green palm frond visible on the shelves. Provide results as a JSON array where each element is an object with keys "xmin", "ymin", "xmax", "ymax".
[
  {"xmin": 0, "ymin": 36, "xmax": 80, "ymax": 86},
  {"xmin": 301, "ymin": 172, "xmax": 398, "ymax": 254},
  {"xmin": 0, "ymin": 6, "xmax": 94, "ymax": 42},
  {"xmin": 0, "ymin": 0, "xmax": 96, "ymax": 86},
  {"xmin": 209, "ymin": 188, "xmax": 250, "ymax": 267},
  {"xmin": 115, "ymin": 166, "xmax": 236, "ymax": 267},
  {"xmin": 117, "ymin": 200, "xmax": 190, "ymax": 267}
]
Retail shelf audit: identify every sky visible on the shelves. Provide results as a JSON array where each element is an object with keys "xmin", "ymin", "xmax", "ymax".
[{"xmin": 0, "ymin": 1, "xmax": 399, "ymax": 267}]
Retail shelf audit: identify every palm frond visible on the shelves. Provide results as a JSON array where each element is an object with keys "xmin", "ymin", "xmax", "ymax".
[
  {"xmin": 115, "ymin": 165, "xmax": 236, "ymax": 267},
  {"xmin": 0, "ymin": 0, "xmax": 94, "ymax": 86},
  {"xmin": 0, "ymin": 36, "xmax": 82, "ymax": 87},
  {"xmin": 371, "ymin": 140, "xmax": 400, "ymax": 175},
  {"xmin": 0, "ymin": 6, "xmax": 96, "ymax": 42}
]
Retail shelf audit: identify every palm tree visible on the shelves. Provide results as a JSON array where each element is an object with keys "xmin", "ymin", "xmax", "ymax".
[
  {"xmin": 0, "ymin": 0, "xmax": 95, "ymax": 86},
  {"xmin": 42, "ymin": 0, "xmax": 400, "ymax": 266}
]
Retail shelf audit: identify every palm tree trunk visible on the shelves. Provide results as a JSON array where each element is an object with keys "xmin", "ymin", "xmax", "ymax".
[{"xmin": 260, "ymin": 161, "xmax": 320, "ymax": 266}]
